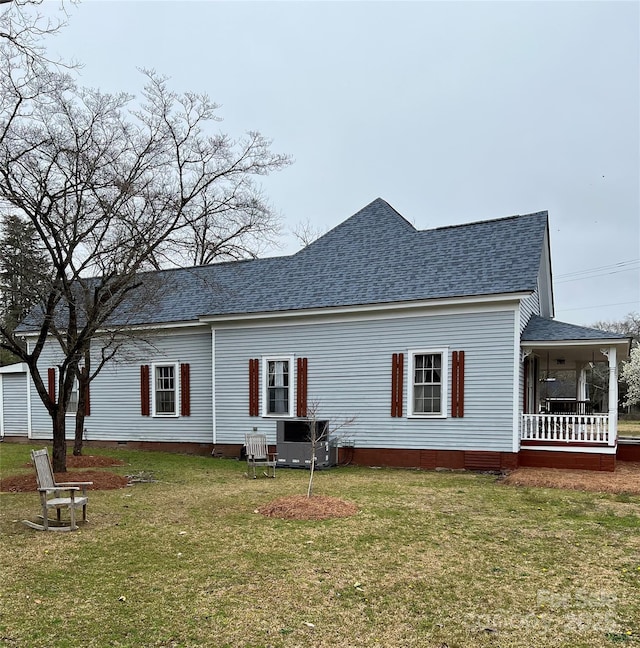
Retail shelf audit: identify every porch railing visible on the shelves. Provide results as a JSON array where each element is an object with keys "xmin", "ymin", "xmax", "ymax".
[{"xmin": 521, "ymin": 414, "xmax": 613, "ymax": 446}]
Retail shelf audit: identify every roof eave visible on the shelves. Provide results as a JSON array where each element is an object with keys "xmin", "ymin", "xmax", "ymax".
[{"xmin": 198, "ymin": 291, "xmax": 531, "ymax": 324}]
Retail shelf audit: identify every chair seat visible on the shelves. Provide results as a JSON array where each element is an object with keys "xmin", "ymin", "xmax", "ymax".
[{"xmin": 47, "ymin": 497, "xmax": 89, "ymax": 509}]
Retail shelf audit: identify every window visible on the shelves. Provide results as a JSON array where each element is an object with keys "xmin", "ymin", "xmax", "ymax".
[
  {"xmin": 409, "ymin": 349, "xmax": 448, "ymax": 417},
  {"xmin": 67, "ymin": 378, "xmax": 79, "ymax": 416},
  {"xmin": 262, "ymin": 356, "xmax": 294, "ymax": 416},
  {"xmin": 152, "ymin": 363, "xmax": 179, "ymax": 417}
]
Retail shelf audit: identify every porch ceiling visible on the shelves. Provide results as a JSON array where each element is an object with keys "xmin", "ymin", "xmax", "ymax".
[{"xmin": 522, "ymin": 342, "xmax": 621, "ymax": 369}]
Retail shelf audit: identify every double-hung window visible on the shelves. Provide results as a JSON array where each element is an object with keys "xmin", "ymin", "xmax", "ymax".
[
  {"xmin": 409, "ymin": 349, "xmax": 448, "ymax": 417},
  {"xmin": 67, "ymin": 379, "xmax": 79, "ymax": 416},
  {"xmin": 152, "ymin": 362, "xmax": 179, "ymax": 417},
  {"xmin": 263, "ymin": 356, "xmax": 294, "ymax": 417}
]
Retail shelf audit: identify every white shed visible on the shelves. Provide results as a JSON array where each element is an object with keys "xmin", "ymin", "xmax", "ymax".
[{"xmin": 0, "ymin": 363, "xmax": 29, "ymax": 438}]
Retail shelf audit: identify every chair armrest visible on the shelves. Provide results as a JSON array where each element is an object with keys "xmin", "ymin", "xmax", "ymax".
[
  {"xmin": 268, "ymin": 452, "xmax": 278, "ymax": 459},
  {"xmin": 57, "ymin": 481, "xmax": 93, "ymax": 487}
]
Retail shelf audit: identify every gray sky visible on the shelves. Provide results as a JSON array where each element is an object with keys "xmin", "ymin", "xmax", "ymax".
[{"xmin": 40, "ymin": 0, "xmax": 639, "ymax": 326}]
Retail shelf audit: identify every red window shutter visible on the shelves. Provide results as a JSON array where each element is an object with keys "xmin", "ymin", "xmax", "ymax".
[
  {"xmin": 391, "ymin": 353, "xmax": 404, "ymax": 417},
  {"xmin": 180, "ymin": 363, "xmax": 191, "ymax": 417},
  {"xmin": 249, "ymin": 359, "xmax": 259, "ymax": 416},
  {"xmin": 451, "ymin": 351, "xmax": 465, "ymax": 418},
  {"xmin": 296, "ymin": 357, "xmax": 308, "ymax": 417},
  {"xmin": 140, "ymin": 365, "xmax": 150, "ymax": 416},
  {"xmin": 47, "ymin": 367, "xmax": 56, "ymax": 402}
]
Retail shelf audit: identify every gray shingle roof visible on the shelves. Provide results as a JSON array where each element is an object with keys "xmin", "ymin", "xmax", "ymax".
[
  {"xmin": 18, "ymin": 198, "xmax": 550, "ymax": 330},
  {"xmin": 121, "ymin": 198, "xmax": 548, "ymax": 324},
  {"xmin": 521, "ymin": 315, "xmax": 629, "ymax": 342}
]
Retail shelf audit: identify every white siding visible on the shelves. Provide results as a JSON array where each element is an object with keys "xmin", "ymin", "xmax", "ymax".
[
  {"xmin": 215, "ymin": 308, "xmax": 517, "ymax": 452},
  {"xmin": 519, "ymin": 287, "xmax": 541, "ymax": 333},
  {"xmin": 1, "ymin": 372, "xmax": 28, "ymax": 436},
  {"xmin": 518, "ymin": 285, "xmax": 542, "ymax": 444},
  {"xmin": 29, "ymin": 328, "xmax": 213, "ymax": 443}
]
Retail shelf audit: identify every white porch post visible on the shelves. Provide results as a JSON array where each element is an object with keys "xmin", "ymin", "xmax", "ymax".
[{"xmin": 602, "ymin": 346, "xmax": 617, "ymax": 445}]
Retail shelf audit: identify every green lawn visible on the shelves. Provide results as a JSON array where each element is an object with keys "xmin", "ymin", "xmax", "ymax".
[
  {"xmin": 619, "ymin": 420, "xmax": 640, "ymax": 437},
  {"xmin": 1, "ymin": 444, "xmax": 639, "ymax": 648}
]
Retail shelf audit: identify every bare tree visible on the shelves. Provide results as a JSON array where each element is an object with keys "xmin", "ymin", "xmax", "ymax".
[
  {"xmin": 591, "ymin": 312, "xmax": 639, "ymax": 342},
  {"xmin": 292, "ymin": 218, "xmax": 326, "ymax": 249},
  {"xmin": 0, "ymin": 0, "xmax": 70, "ymax": 69},
  {"xmin": 303, "ymin": 400, "xmax": 355, "ymax": 498},
  {"xmin": 157, "ymin": 188, "xmax": 283, "ymax": 266},
  {"xmin": 0, "ymin": 69, "xmax": 290, "ymax": 471}
]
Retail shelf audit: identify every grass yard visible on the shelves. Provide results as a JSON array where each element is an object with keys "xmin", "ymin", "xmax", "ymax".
[
  {"xmin": 1, "ymin": 444, "xmax": 639, "ymax": 648},
  {"xmin": 619, "ymin": 420, "xmax": 640, "ymax": 437}
]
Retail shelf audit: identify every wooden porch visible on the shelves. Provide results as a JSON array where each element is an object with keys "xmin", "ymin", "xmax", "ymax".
[{"xmin": 519, "ymin": 319, "xmax": 631, "ymax": 464}]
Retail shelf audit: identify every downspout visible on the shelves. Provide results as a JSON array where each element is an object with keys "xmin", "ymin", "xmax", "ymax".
[
  {"xmin": 0, "ymin": 374, "xmax": 4, "ymax": 438},
  {"xmin": 211, "ymin": 327, "xmax": 216, "ymax": 445},
  {"xmin": 512, "ymin": 307, "xmax": 522, "ymax": 454},
  {"xmin": 26, "ymin": 339, "xmax": 32, "ymax": 439}
]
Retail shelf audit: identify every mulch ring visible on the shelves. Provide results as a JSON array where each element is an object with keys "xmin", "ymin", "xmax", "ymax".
[
  {"xmin": 1, "ymin": 455, "xmax": 129, "ymax": 493},
  {"xmin": 501, "ymin": 461, "xmax": 640, "ymax": 495},
  {"xmin": 258, "ymin": 495, "xmax": 358, "ymax": 520}
]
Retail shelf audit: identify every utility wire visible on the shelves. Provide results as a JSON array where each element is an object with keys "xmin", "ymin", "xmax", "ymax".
[
  {"xmin": 559, "ymin": 300, "xmax": 640, "ymax": 312},
  {"xmin": 555, "ymin": 259, "xmax": 639, "ymax": 283}
]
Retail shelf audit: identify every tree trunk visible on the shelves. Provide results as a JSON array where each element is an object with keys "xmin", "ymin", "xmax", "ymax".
[
  {"xmin": 51, "ymin": 408, "xmax": 67, "ymax": 473},
  {"xmin": 73, "ymin": 392, "xmax": 86, "ymax": 456},
  {"xmin": 73, "ymin": 364, "xmax": 89, "ymax": 456},
  {"xmin": 307, "ymin": 450, "xmax": 316, "ymax": 499}
]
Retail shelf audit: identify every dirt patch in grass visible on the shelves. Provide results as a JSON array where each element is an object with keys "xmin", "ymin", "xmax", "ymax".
[
  {"xmin": 258, "ymin": 495, "xmax": 358, "ymax": 520},
  {"xmin": 502, "ymin": 461, "xmax": 640, "ymax": 494},
  {"xmin": 1, "ymin": 470, "xmax": 129, "ymax": 492},
  {"xmin": 2, "ymin": 455, "xmax": 129, "ymax": 492}
]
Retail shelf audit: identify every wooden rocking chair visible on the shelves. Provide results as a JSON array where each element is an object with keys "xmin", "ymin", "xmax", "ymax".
[
  {"xmin": 245, "ymin": 434, "xmax": 277, "ymax": 478},
  {"xmin": 23, "ymin": 448, "xmax": 92, "ymax": 532}
]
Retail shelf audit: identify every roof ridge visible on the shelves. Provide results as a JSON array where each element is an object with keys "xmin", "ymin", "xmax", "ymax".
[{"xmin": 419, "ymin": 210, "xmax": 548, "ymax": 235}]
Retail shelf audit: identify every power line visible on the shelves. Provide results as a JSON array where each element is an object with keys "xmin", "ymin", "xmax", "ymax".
[
  {"xmin": 559, "ymin": 300, "xmax": 640, "ymax": 312},
  {"xmin": 555, "ymin": 259, "xmax": 639, "ymax": 284},
  {"xmin": 556, "ymin": 259, "xmax": 639, "ymax": 278}
]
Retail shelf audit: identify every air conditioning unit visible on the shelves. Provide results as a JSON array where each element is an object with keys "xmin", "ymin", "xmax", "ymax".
[{"xmin": 276, "ymin": 419, "xmax": 337, "ymax": 469}]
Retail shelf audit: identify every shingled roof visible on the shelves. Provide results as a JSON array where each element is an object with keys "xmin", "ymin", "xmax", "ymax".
[
  {"xmin": 522, "ymin": 315, "xmax": 629, "ymax": 342},
  {"xmin": 17, "ymin": 198, "xmax": 550, "ymax": 330},
  {"xmin": 113, "ymin": 198, "xmax": 550, "ymax": 325}
]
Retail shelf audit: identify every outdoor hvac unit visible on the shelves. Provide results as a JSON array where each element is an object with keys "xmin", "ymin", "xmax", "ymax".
[{"xmin": 276, "ymin": 419, "xmax": 337, "ymax": 469}]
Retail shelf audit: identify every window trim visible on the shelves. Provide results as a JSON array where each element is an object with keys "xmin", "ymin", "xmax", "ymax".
[
  {"xmin": 151, "ymin": 362, "xmax": 180, "ymax": 418},
  {"xmin": 407, "ymin": 348, "xmax": 449, "ymax": 419},
  {"xmin": 262, "ymin": 355, "xmax": 295, "ymax": 418}
]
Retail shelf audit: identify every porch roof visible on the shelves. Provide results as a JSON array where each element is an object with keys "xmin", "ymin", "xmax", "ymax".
[{"xmin": 521, "ymin": 315, "xmax": 631, "ymax": 360}]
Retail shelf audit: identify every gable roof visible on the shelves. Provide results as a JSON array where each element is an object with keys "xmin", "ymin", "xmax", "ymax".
[
  {"xmin": 522, "ymin": 315, "xmax": 629, "ymax": 342},
  {"xmin": 19, "ymin": 198, "xmax": 550, "ymax": 330},
  {"xmin": 129, "ymin": 198, "xmax": 548, "ymax": 324}
]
